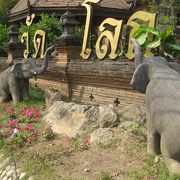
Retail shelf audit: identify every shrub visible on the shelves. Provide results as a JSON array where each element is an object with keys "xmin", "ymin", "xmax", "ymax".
[
  {"xmin": 19, "ymin": 14, "xmax": 62, "ymax": 52},
  {"xmin": 0, "ymin": 24, "xmax": 9, "ymax": 56}
]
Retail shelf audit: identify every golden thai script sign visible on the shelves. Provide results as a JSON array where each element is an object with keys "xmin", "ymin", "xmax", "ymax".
[
  {"xmin": 21, "ymin": 14, "xmax": 46, "ymax": 59},
  {"xmin": 81, "ymin": 0, "xmax": 157, "ymax": 60}
]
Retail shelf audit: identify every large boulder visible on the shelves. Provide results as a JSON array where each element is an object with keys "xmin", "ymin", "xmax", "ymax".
[
  {"xmin": 44, "ymin": 101, "xmax": 119, "ymax": 137},
  {"xmin": 90, "ymin": 128, "xmax": 114, "ymax": 145}
]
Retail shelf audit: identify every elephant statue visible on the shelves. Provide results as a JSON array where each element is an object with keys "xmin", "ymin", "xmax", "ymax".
[
  {"xmin": 0, "ymin": 46, "xmax": 54, "ymax": 104},
  {"xmin": 130, "ymin": 38, "xmax": 180, "ymax": 174}
]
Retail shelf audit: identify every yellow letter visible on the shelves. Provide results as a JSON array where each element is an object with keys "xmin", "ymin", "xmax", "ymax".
[
  {"xmin": 32, "ymin": 30, "xmax": 46, "ymax": 59},
  {"xmin": 126, "ymin": 11, "xmax": 157, "ymax": 59},
  {"xmin": 96, "ymin": 18, "xmax": 123, "ymax": 60},
  {"xmin": 81, "ymin": 0, "xmax": 102, "ymax": 60}
]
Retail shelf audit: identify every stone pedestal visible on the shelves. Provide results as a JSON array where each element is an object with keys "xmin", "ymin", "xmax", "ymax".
[
  {"xmin": 7, "ymin": 25, "xmax": 24, "ymax": 65},
  {"xmin": 53, "ymin": 10, "xmax": 82, "ymax": 101}
]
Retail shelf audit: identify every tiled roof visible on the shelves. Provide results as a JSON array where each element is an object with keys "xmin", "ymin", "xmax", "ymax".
[{"xmin": 10, "ymin": 0, "xmax": 133, "ymax": 15}]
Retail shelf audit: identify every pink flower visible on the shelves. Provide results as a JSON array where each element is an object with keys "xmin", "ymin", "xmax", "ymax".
[
  {"xmin": 7, "ymin": 120, "xmax": 16, "ymax": 127},
  {"xmin": 17, "ymin": 126, "xmax": 22, "ymax": 132},
  {"xmin": 25, "ymin": 137, "xmax": 31, "ymax": 142},
  {"xmin": 3, "ymin": 102, "xmax": 10, "ymax": 106},
  {"xmin": 34, "ymin": 111, "xmax": 40, "ymax": 118},
  {"xmin": 9, "ymin": 128, "xmax": 14, "ymax": 135},
  {"xmin": 25, "ymin": 125, "xmax": 33, "ymax": 131},
  {"xmin": 6, "ymin": 108, "xmax": 14, "ymax": 115},
  {"xmin": 32, "ymin": 129, "xmax": 39, "ymax": 136},
  {"xmin": 21, "ymin": 108, "xmax": 32, "ymax": 117}
]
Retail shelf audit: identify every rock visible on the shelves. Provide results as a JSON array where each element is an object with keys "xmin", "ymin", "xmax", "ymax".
[
  {"xmin": 19, "ymin": 172, "xmax": 26, "ymax": 179},
  {"xmin": 118, "ymin": 104, "xmax": 146, "ymax": 125},
  {"xmin": 28, "ymin": 176, "xmax": 34, "ymax": 180},
  {"xmin": 44, "ymin": 88, "xmax": 61, "ymax": 108},
  {"xmin": 44, "ymin": 101, "xmax": 118, "ymax": 137},
  {"xmin": 2, "ymin": 176, "xmax": 8, "ymax": 180},
  {"xmin": 154, "ymin": 156, "xmax": 160, "ymax": 163},
  {"xmin": 99, "ymin": 104, "xmax": 118, "ymax": 128},
  {"xmin": 0, "ymin": 170, "xmax": 7, "ymax": 179},
  {"xmin": 6, "ymin": 169, "xmax": 14, "ymax": 178},
  {"xmin": 90, "ymin": 128, "xmax": 114, "ymax": 144},
  {"xmin": 83, "ymin": 168, "xmax": 90, "ymax": 172}
]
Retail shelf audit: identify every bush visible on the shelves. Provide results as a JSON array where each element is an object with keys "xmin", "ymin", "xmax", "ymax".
[
  {"xmin": 0, "ymin": 24, "xmax": 9, "ymax": 56},
  {"xmin": 20, "ymin": 14, "xmax": 62, "ymax": 53}
]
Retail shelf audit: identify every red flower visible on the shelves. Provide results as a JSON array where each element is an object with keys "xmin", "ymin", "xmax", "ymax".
[
  {"xmin": 9, "ymin": 128, "xmax": 14, "ymax": 135},
  {"xmin": 17, "ymin": 126, "xmax": 22, "ymax": 132},
  {"xmin": 34, "ymin": 111, "xmax": 40, "ymax": 118},
  {"xmin": 25, "ymin": 137, "xmax": 31, "ymax": 142},
  {"xmin": 2, "ymin": 102, "xmax": 10, "ymax": 107},
  {"xmin": 25, "ymin": 125, "xmax": 33, "ymax": 131},
  {"xmin": 7, "ymin": 120, "xmax": 16, "ymax": 127},
  {"xmin": 21, "ymin": 108, "xmax": 32, "ymax": 117},
  {"xmin": 6, "ymin": 108, "xmax": 14, "ymax": 115},
  {"xmin": 32, "ymin": 129, "xmax": 39, "ymax": 136}
]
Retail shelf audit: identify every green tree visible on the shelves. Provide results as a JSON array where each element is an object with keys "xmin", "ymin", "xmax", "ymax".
[
  {"xmin": 20, "ymin": 14, "xmax": 62, "ymax": 53},
  {"xmin": 148, "ymin": 0, "xmax": 180, "ymax": 28},
  {"xmin": 0, "ymin": 0, "xmax": 20, "ymax": 24},
  {"xmin": 0, "ymin": 24, "xmax": 10, "ymax": 56}
]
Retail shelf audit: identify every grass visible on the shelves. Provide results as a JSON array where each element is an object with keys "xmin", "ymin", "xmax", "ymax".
[
  {"xmin": 1, "ymin": 86, "xmax": 180, "ymax": 179},
  {"xmin": 100, "ymin": 138, "xmax": 121, "ymax": 149},
  {"xmin": 128, "ymin": 154, "xmax": 180, "ymax": 180},
  {"xmin": 99, "ymin": 170, "xmax": 111, "ymax": 180}
]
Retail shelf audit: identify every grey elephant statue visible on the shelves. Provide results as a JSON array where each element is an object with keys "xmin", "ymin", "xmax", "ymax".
[
  {"xmin": 0, "ymin": 46, "xmax": 54, "ymax": 104},
  {"xmin": 130, "ymin": 38, "xmax": 180, "ymax": 174}
]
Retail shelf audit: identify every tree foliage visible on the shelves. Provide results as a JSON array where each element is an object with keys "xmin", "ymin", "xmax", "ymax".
[
  {"xmin": 133, "ymin": 26, "xmax": 180, "ymax": 60},
  {"xmin": 20, "ymin": 14, "xmax": 62, "ymax": 51},
  {"xmin": 0, "ymin": 0, "xmax": 20, "ymax": 24},
  {"xmin": 147, "ymin": 0, "xmax": 180, "ymax": 28},
  {"xmin": 0, "ymin": 25, "xmax": 10, "ymax": 56}
]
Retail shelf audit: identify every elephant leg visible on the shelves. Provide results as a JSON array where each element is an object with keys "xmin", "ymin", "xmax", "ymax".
[
  {"xmin": 147, "ymin": 131, "xmax": 161, "ymax": 155},
  {"xmin": 22, "ymin": 79, "xmax": 30, "ymax": 100},
  {"xmin": 147, "ymin": 112, "xmax": 161, "ymax": 155},
  {"xmin": 10, "ymin": 87, "xmax": 21, "ymax": 104}
]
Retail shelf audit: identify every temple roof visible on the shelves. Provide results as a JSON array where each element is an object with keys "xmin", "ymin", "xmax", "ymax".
[{"xmin": 9, "ymin": 0, "xmax": 134, "ymax": 23}]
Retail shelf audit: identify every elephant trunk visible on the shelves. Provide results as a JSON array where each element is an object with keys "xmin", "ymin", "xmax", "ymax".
[
  {"xmin": 36, "ymin": 46, "xmax": 55, "ymax": 75},
  {"xmin": 130, "ymin": 38, "xmax": 142, "ymax": 67}
]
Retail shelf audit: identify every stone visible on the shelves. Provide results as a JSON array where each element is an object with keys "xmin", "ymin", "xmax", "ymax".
[
  {"xmin": 90, "ymin": 128, "xmax": 114, "ymax": 144},
  {"xmin": 0, "ymin": 170, "xmax": 7, "ymax": 179},
  {"xmin": 28, "ymin": 176, "xmax": 34, "ymax": 180},
  {"xmin": 5, "ymin": 166, "xmax": 10, "ymax": 171},
  {"xmin": 44, "ymin": 101, "xmax": 118, "ymax": 137},
  {"xmin": 2, "ymin": 176, "xmax": 8, "ymax": 180},
  {"xmin": 118, "ymin": 104, "xmax": 146, "ymax": 125},
  {"xmin": 44, "ymin": 88, "xmax": 61, "ymax": 108},
  {"xmin": 99, "ymin": 104, "xmax": 119, "ymax": 128},
  {"xmin": 19, "ymin": 172, "xmax": 26, "ymax": 179},
  {"xmin": 154, "ymin": 156, "xmax": 160, "ymax": 164},
  {"xmin": 6, "ymin": 169, "xmax": 14, "ymax": 178}
]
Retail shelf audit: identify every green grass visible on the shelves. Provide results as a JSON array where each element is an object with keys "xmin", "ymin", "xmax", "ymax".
[
  {"xmin": 99, "ymin": 170, "xmax": 111, "ymax": 180},
  {"xmin": 100, "ymin": 138, "xmax": 121, "ymax": 149},
  {"xmin": 128, "ymin": 155, "xmax": 180, "ymax": 180}
]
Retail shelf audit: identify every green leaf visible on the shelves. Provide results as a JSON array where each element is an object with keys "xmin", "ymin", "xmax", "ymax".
[
  {"xmin": 147, "ymin": 37, "xmax": 161, "ymax": 48},
  {"xmin": 168, "ymin": 43, "xmax": 180, "ymax": 50},
  {"xmin": 160, "ymin": 26, "xmax": 173, "ymax": 41},
  {"xmin": 136, "ymin": 32, "xmax": 149, "ymax": 45}
]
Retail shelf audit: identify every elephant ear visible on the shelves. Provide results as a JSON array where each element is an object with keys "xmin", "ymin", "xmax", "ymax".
[
  {"xmin": 130, "ymin": 63, "xmax": 149, "ymax": 93},
  {"xmin": 11, "ymin": 63, "xmax": 23, "ymax": 78}
]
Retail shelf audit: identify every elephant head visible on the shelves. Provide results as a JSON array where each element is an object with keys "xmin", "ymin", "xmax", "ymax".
[
  {"xmin": 11, "ymin": 46, "xmax": 55, "ymax": 79},
  {"xmin": 130, "ymin": 38, "xmax": 171, "ymax": 93}
]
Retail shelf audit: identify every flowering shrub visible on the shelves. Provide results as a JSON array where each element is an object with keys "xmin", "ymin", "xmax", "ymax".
[
  {"xmin": 0, "ymin": 102, "xmax": 55, "ymax": 149},
  {"xmin": 42, "ymin": 125, "xmax": 55, "ymax": 141}
]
